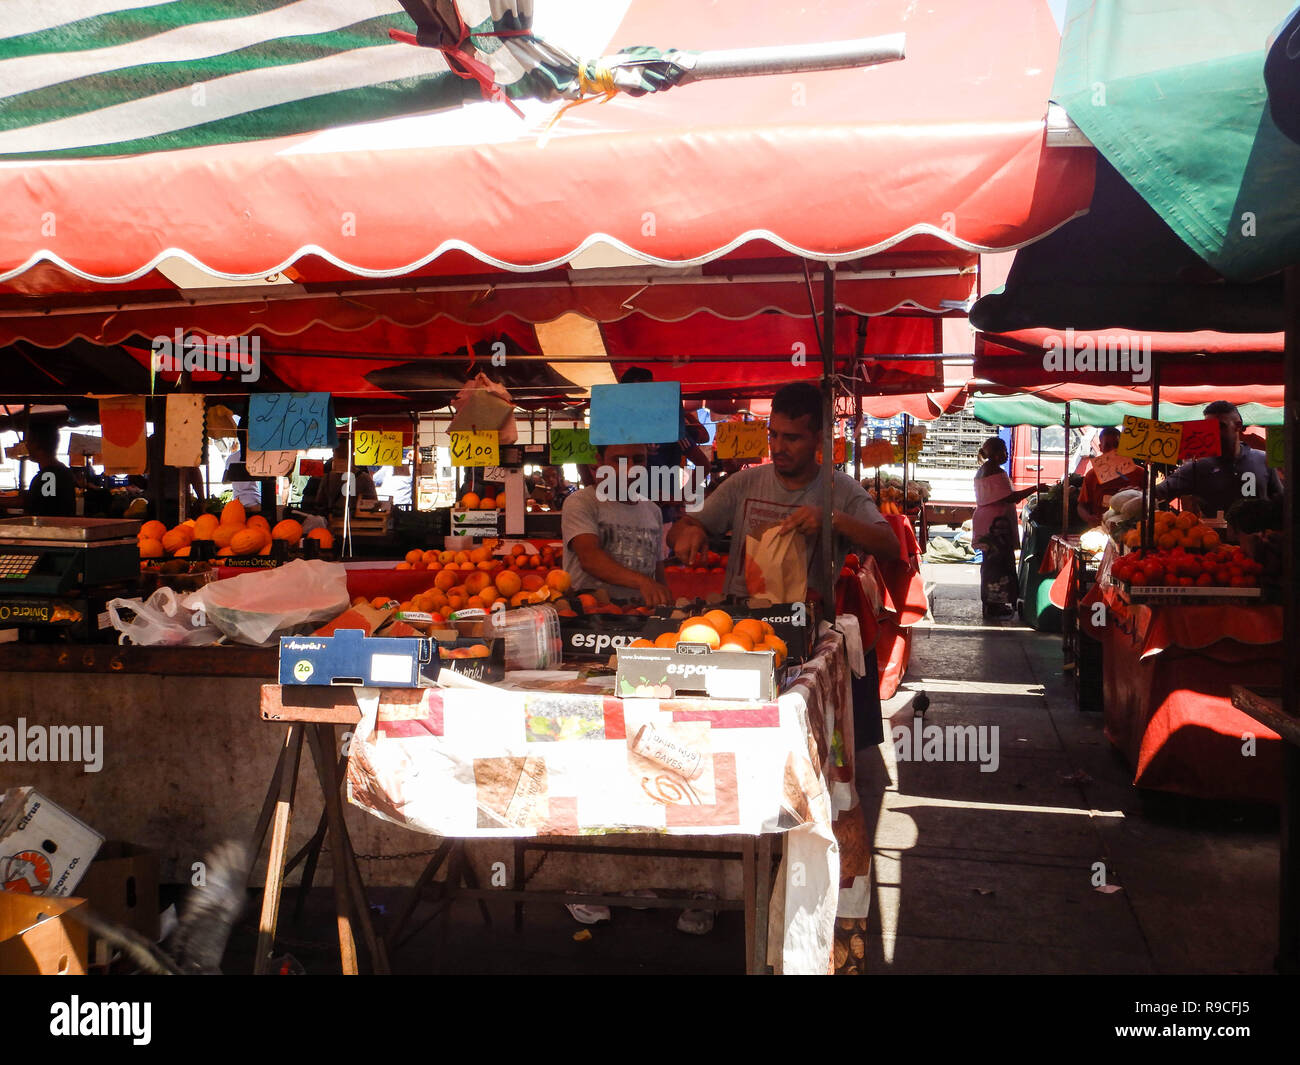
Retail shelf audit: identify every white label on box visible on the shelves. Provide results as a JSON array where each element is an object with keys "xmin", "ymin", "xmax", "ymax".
[
  {"xmin": 705, "ymin": 668, "xmax": 760, "ymax": 701},
  {"xmin": 369, "ymin": 653, "xmax": 414, "ymax": 685}
]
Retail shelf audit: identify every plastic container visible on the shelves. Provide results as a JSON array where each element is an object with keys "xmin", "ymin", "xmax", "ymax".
[{"xmin": 489, "ymin": 604, "xmax": 562, "ymax": 670}]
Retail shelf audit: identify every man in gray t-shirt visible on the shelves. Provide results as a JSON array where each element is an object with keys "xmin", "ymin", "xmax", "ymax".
[
  {"xmin": 562, "ymin": 443, "xmax": 673, "ymax": 605},
  {"xmin": 669, "ymin": 383, "xmax": 898, "ymax": 599}
]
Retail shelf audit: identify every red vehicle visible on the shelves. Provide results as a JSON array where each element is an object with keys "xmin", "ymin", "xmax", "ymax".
[{"xmin": 1008, "ymin": 425, "xmax": 1088, "ymax": 492}]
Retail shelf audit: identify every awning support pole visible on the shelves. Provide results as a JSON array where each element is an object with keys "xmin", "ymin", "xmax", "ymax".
[
  {"xmin": 1145, "ymin": 357, "xmax": 1161, "ymax": 552},
  {"xmin": 1062, "ymin": 402, "xmax": 1071, "ymax": 532},
  {"xmin": 821, "ymin": 263, "xmax": 837, "ymax": 609},
  {"xmin": 1281, "ymin": 264, "xmax": 1300, "ymax": 974},
  {"xmin": 853, "ymin": 316, "xmax": 867, "ymax": 484}
]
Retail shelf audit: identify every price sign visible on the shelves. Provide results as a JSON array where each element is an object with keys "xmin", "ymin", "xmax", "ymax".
[
  {"xmin": 714, "ymin": 421, "xmax": 768, "ymax": 459},
  {"xmin": 896, "ymin": 430, "xmax": 925, "ymax": 457},
  {"xmin": 1177, "ymin": 418, "xmax": 1221, "ymax": 461},
  {"xmin": 353, "ymin": 430, "xmax": 402, "ymax": 467},
  {"xmin": 1267, "ymin": 426, "xmax": 1285, "ymax": 469},
  {"xmin": 297, "ymin": 458, "xmax": 325, "ymax": 478},
  {"xmin": 450, "ymin": 430, "xmax": 499, "ymax": 467},
  {"xmin": 832, "ymin": 436, "xmax": 848, "ymax": 464},
  {"xmin": 245, "ymin": 449, "xmax": 296, "ymax": 477},
  {"xmin": 248, "ymin": 393, "xmax": 335, "ymax": 451},
  {"xmin": 1090, "ymin": 450, "xmax": 1139, "ymax": 483},
  {"xmin": 482, "ymin": 466, "xmax": 508, "ymax": 483},
  {"xmin": 861, "ymin": 439, "xmax": 896, "ymax": 467},
  {"xmin": 548, "ymin": 428, "xmax": 598, "ymax": 464},
  {"xmin": 1119, "ymin": 415, "xmax": 1182, "ymax": 464}
]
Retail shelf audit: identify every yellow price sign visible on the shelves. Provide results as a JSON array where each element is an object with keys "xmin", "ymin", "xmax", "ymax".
[
  {"xmin": 449, "ymin": 430, "xmax": 499, "ymax": 467},
  {"xmin": 714, "ymin": 420, "xmax": 768, "ymax": 459},
  {"xmin": 1118, "ymin": 415, "xmax": 1182, "ymax": 464},
  {"xmin": 353, "ymin": 430, "xmax": 403, "ymax": 467}
]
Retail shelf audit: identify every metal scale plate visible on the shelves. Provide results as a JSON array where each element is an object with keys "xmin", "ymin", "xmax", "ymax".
[{"xmin": 0, "ymin": 518, "xmax": 140, "ymax": 596}]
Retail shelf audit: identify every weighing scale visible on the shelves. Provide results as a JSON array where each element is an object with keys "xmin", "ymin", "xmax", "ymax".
[{"xmin": 0, "ymin": 517, "xmax": 140, "ymax": 641}]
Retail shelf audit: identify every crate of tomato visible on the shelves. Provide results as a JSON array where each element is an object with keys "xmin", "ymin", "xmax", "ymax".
[{"xmin": 1110, "ymin": 544, "xmax": 1265, "ymax": 604}]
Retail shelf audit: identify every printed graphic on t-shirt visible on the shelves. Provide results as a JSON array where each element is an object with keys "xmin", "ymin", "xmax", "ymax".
[{"xmin": 600, "ymin": 520, "xmax": 660, "ymax": 578}]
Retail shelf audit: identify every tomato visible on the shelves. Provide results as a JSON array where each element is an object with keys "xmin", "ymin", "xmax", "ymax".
[
  {"xmin": 1178, "ymin": 577, "xmax": 1194, "ymax": 587},
  {"xmin": 1196, "ymin": 573, "xmax": 1213, "ymax": 586}
]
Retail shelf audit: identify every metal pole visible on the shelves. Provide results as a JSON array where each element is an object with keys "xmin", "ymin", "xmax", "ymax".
[
  {"xmin": 853, "ymin": 316, "xmax": 867, "ymax": 484},
  {"xmin": 1282, "ymin": 263, "xmax": 1300, "ymax": 974},
  {"xmin": 821, "ymin": 263, "xmax": 837, "ymax": 609},
  {"xmin": 1146, "ymin": 357, "xmax": 1161, "ymax": 550},
  {"xmin": 1062, "ymin": 402, "xmax": 1071, "ymax": 532},
  {"xmin": 901, "ymin": 413, "xmax": 910, "ymax": 512}
]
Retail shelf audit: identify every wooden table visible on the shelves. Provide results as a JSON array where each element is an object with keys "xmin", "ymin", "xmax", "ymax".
[{"xmin": 252, "ymin": 687, "xmax": 782, "ymax": 975}]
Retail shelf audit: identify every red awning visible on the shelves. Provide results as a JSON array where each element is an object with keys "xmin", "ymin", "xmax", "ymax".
[
  {"xmin": 974, "ymin": 329, "xmax": 1284, "ymax": 386},
  {"xmin": 0, "ymin": 0, "xmax": 1091, "ymax": 368}
]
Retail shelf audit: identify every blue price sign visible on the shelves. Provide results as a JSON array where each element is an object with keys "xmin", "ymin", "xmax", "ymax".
[{"xmin": 247, "ymin": 393, "xmax": 335, "ymax": 451}]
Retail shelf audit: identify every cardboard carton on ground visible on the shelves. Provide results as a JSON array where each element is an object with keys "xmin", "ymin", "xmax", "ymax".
[
  {"xmin": 0, "ymin": 787, "xmax": 104, "ymax": 897},
  {"xmin": 0, "ymin": 891, "xmax": 87, "ymax": 974},
  {"xmin": 76, "ymin": 841, "xmax": 160, "ymax": 941}
]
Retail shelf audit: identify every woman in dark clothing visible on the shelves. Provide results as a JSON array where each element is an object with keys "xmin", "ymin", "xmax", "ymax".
[{"xmin": 972, "ymin": 437, "xmax": 1044, "ymax": 619}]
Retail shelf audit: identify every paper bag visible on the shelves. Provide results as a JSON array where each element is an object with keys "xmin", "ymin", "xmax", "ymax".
[{"xmin": 744, "ymin": 525, "xmax": 808, "ymax": 602}]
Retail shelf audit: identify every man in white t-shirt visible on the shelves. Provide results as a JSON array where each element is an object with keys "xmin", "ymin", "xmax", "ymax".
[
  {"xmin": 668, "ymin": 382, "xmax": 898, "ymax": 598},
  {"xmin": 562, "ymin": 443, "xmax": 673, "ymax": 606}
]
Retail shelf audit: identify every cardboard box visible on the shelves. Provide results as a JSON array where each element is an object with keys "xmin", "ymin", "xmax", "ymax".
[
  {"xmin": 450, "ymin": 507, "xmax": 501, "ymax": 530},
  {"xmin": 559, "ymin": 613, "xmax": 646, "ymax": 660},
  {"xmin": 0, "ymin": 891, "xmax": 87, "ymax": 975},
  {"xmin": 280, "ymin": 628, "xmax": 438, "ymax": 687},
  {"xmin": 434, "ymin": 636, "xmax": 505, "ymax": 683},
  {"xmin": 0, "ymin": 788, "xmax": 103, "ymax": 897},
  {"xmin": 615, "ymin": 644, "xmax": 776, "ymax": 701},
  {"xmin": 75, "ymin": 841, "xmax": 160, "ymax": 941}
]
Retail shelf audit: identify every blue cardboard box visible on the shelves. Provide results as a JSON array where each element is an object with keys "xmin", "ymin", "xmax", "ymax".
[{"xmin": 279, "ymin": 628, "xmax": 439, "ymax": 687}]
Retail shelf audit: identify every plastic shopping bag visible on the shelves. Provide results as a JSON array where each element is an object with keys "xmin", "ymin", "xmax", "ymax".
[
  {"xmin": 107, "ymin": 586, "xmax": 221, "ymax": 647},
  {"xmin": 186, "ymin": 559, "xmax": 350, "ymax": 647}
]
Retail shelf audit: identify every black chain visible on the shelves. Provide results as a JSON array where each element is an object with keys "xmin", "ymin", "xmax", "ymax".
[{"xmin": 353, "ymin": 848, "xmax": 445, "ymax": 862}]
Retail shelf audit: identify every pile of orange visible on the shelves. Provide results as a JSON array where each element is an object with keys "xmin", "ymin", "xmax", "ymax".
[
  {"xmin": 458, "ymin": 492, "xmax": 506, "ymax": 511},
  {"xmin": 627, "ymin": 609, "xmax": 787, "ymax": 667},
  {"xmin": 1122, "ymin": 510, "xmax": 1220, "ymax": 552},
  {"xmin": 137, "ymin": 501, "xmax": 331, "ymax": 562},
  {"xmin": 391, "ymin": 563, "xmax": 572, "ymax": 620}
]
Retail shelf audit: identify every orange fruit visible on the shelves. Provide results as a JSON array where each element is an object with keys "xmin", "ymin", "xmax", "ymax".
[
  {"xmin": 221, "ymin": 500, "xmax": 246, "ymax": 526},
  {"xmin": 247, "ymin": 514, "xmax": 271, "ymax": 534},
  {"xmin": 545, "ymin": 569, "xmax": 572, "ymax": 593},
  {"xmin": 464, "ymin": 572, "xmax": 491, "ymax": 596},
  {"xmin": 460, "ymin": 493, "xmax": 480, "ymax": 510},
  {"xmin": 1175, "ymin": 512, "xmax": 1197, "ymax": 530},
  {"xmin": 193, "ymin": 514, "xmax": 220, "ymax": 539},
  {"xmin": 469, "ymin": 546, "xmax": 491, "ymax": 564},
  {"xmin": 577, "ymin": 593, "xmax": 599, "ymax": 612},
  {"xmin": 495, "ymin": 495, "xmax": 507, "ymax": 509},
  {"xmin": 759, "ymin": 620, "xmax": 774, "ymax": 637},
  {"xmin": 445, "ymin": 593, "xmax": 467, "ymax": 612},
  {"xmin": 628, "ymin": 638, "xmax": 655, "ymax": 648},
  {"xmin": 1201, "ymin": 529, "xmax": 1220, "ymax": 548},
  {"xmin": 720, "ymin": 632, "xmax": 754, "ymax": 652},
  {"xmin": 258, "ymin": 543, "xmax": 273, "ymax": 556},
  {"xmin": 212, "ymin": 523, "xmax": 240, "ymax": 549},
  {"xmin": 467, "ymin": 644, "xmax": 491, "ymax": 658},
  {"xmin": 370, "ymin": 596, "xmax": 393, "ymax": 609},
  {"xmin": 678, "ymin": 621, "xmax": 721, "ymax": 649},
  {"xmin": 405, "ymin": 549, "xmax": 424, "ymax": 565},
  {"xmin": 173, "ymin": 545, "xmax": 191, "ymax": 558},
  {"xmin": 272, "ymin": 519, "xmax": 303, "ymax": 543},
  {"xmin": 396, "ymin": 562, "xmax": 413, "ymax": 570},
  {"xmin": 161, "ymin": 528, "xmax": 192, "ymax": 554},
  {"xmin": 137, "ymin": 537, "xmax": 165, "ymax": 559},
  {"xmin": 454, "ymin": 551, "xmax": 470, "ymax": 565},
  {"xmin": 509, "ymin": 591, "xmax": 530, "ymax": 607},
  {"xmin": 434, "ymin": 570, "xmax": 458, "ymax": 591},
  {"xmin": 510, "ymin": 545, "xmax": 526, "ymax": 557},
  {"xmin": 733, "ymin": 619, "xmax": 765, "ymax": 645},
  {"xmin": 1158, "ymin": 533, "xmax": 1178, "ymax": 551},
  {"xmin": 139, "ymin": 520, "xmax": 167, "ymax": 541},
  {"xmin": 494, "ymin": 570, "xmax": 521, "ymax": 598},
  {"xmin": 421, "ymin": 550, "xmax": 439, "ymax": 565},
  {"xmin": 521, "ymin": 573, "xmax": 545, "ymax": 592},
  {"xmin": 307, "ymin": 528, "xmax": 334, "ymax": 550},
  {"xmin": 230, "ymin": 528, "xmax": 263, "ymax": 556},
  {"xmin": 479, "ymin": 496, "xmax": 497, "ymax": 510},
  {"xmin": 654, "ymin": 631, "xmax": 680, "ymax": 649},
  {"xmin": 216, "ymin": 546, "xmax": 234, "ymax": 557},
  {"xmin": 476, "ymin": 560, "xmax": 496, "ymax": 571},
  {"xmin": 703, "ymin": 609, "xmax": 733, "ymax": 636},
  {"xmin": 765, "ymin": 634, "xmax": 788, "ymax": 659}
]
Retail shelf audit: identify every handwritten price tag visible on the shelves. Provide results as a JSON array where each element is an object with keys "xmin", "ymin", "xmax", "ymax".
[
  {"xmin": 450, "ymin": 430, "xmax": 499, "ymax": 467},
  {"xmin": 1090, "ymin": 450, "xmax": 1139, "ymax": 483},
  {"xmin": 1177, "ymin": 418, "xmax": 1221, "ymax": 461},
  {"xmin": 861, "ymin": 439, "xmax": 896, "ymax": 467},
  {"xmin": 248, "ymin": 393, "xmax": 334, "ymax": 451},
  {"xmin": 353, "ymin": 430, "xmax": 402, "ymax": 467},
  {"xmin": 832, "ymin": 436, "xmax": 847, "ymax": 464},
  {"xmin": 548, "ymin": 428, "xmax": 598, "ymax": 464},
  {"xmin": 714, "ymin": 421, "xmax": 768, "ymax": 459},
  {"xmin": 1119, "ymin": 415, "xmax": 1182, "ymax": 464}
]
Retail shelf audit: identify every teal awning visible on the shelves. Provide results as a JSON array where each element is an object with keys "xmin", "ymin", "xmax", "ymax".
[
  {"xmin": 1054, "ymin": 0, "xmax": 1300, "ymax": 281},
  {"xmin": 972, "ymin": 393, "xmax": 1285, "ymax": 428}
]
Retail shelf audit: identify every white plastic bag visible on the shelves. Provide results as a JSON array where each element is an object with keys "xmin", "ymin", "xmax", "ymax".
[
  {"xmin": 186, "ymin": 559, "xmax": 350, "ymax": 647},
  {"xmin": 108, "ymin": 586, "xmax": 221, "ymax": 647}
]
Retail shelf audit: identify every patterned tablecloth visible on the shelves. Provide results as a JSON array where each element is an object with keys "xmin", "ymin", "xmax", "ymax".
[{"xmin": 344, "ymin": 629, "xmax": 871, "ymax": 974}]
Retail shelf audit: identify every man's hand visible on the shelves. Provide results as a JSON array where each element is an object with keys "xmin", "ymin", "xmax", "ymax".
[
  {"xmin": 636, "ymin": 575, "xmax": 674, "ymax": 607},
  {"xmin": 671, "ymin": 519, "xmax": 709, "ymax": 565},
  {"xmin": 777, "ymin": 505, "xmax": 822, "ymax": 537}
]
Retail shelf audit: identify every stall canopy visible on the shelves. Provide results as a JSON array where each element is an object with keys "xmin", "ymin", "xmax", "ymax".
[
  {"xmin": 972, "ymin": 384, "xmax": 1286, "ymax": 429},
  {"xmin": 0, "ymin": 0, "xmax": 1094, "ymax": 405}
]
